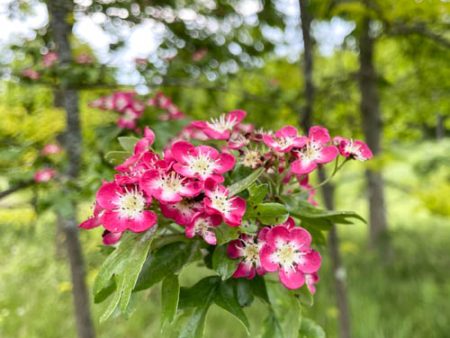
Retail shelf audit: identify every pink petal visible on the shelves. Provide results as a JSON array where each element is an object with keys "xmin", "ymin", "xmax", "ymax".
[
  {"xmin": 276, "ymin": 125, "xmax": 298, "ymax": 138},
  {"xmin": 127, "ymin": 210, "xmax": 157, "ymax": 232},
  {"xmin": 171, "ymin": 141, "xmax": 194, "ymax": 163},
  {"xmin": 265, "ymin": 226, "xmax": 290, "ymax": 247},
  {"xmin": 102, "ymin": 231, "xmax": 123, "ymax": 245},
  {"xmin": 278, "ymin": 216, "xmax": 295, "ymax": 229},
  {"xmin": 79, "ymin": 217, "xmax": 99, "ymax": 229},
  {"xmin": 215, "ymin": 153, "xmax": 236, "ymax": 174},
  {"xmin": 233, "ymin": 261, "xmax": 254, "ymax": 278},
  {"xmin": 299, "ymin": 250, "xmax": 321, "ymax": 274},
  {"xmin": 227, "ymin": 240, "xmax": 243, "ymax": 259},
  {"xmin": 100, "ymin": 210, "xmax": 128, "ymax": 233},
  {"xmin": 227, "ymin": 109, "xmax": 246, "ymax": 125},
  {"xmin": 96, "ymin": 182, "xmax": 121, "ymax": 210},
  {"xmin": 316, "ymin": 146, "xmax": 338, "ymax": 164},
  {"xmin": 309, "ymin": 126, "xmax": 330, "ymax": 144},
  {"xmin": 291, "ymin": 158, "xmax": 317, "ymax": 175},
  {"xmin": 289, "ymin": 227, "xmax": 312, "ymax": 249},
  {"xmin": 203, "ymin": 230, "xmax": 217, "ymax": 245},
  {"xmin": 196, "ymin": 145, "xmax": 219, "ymax": 159},
  {"xmin": 259, "ymin": 245, "xmax": 278, "ymax": 272},
  {"xmin": 279, "ymin": 268, "xmax": 305, "ymax": 290}
]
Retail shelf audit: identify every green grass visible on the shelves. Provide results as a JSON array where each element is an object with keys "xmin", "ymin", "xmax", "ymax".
[{"xmin": 0, "ymin": 140, "xmax": 449, "ymax": 337}]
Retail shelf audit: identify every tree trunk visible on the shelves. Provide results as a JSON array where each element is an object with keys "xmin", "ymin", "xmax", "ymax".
[
  {"xmin": 299, "ymin": 2, "xmax": 352, "ymax": 337},
  {"xmin": 357, "ymin": 18, "xmax": 389, "ymax": 250},
  {"xmin": 47, "ymin": 1, "xmax": 96, "ymax": 338},
  {"xmin": 436, "ymin": 113, "xmax": 445, "ymax": 140}
]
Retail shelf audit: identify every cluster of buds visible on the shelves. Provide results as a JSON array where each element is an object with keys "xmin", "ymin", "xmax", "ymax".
[{"xmin": 80, "ymin": 110, "xmax": 372, "ymax": 290}]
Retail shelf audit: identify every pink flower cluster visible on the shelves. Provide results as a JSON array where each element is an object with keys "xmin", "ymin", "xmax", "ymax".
[
  {"xmin": 147, "ymin": 92, "xmax": 185, "ymax": 121},
  {"xmin": 227, "ymin": 217, "xmax": 320, "ymax": 290}
]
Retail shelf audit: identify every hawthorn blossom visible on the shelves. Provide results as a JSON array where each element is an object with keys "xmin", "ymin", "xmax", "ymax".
[
  {"xmin": 171, "ymin": 141, "xmax": 235, "ymax": 183},
  {"xmin": 263, "ymin": 126, "xmax": 307, "ymax": 153},
  {"xmin": 191, "ymin": 110, "xmax": 247, "ymax": 140},
  {"xmin": 260, "ymin": 225, "xmax": 321, "ymax": 289},
  {"xmin": 34, "ymin": 168, "xmax": 56, "ymax": 183},
  {"xmin": 22, "ymin": 68, "xmax": 40, "ymax": 80},
  {"xmin": 227, "ymin": 234, "xmax": 265, "ymax": 279},
  {"xmin": 227, "ymin": 133, "xmax": 249, "ymax": 150},
  {"xmin": 41, "ymin": 143, "xmax": 62, "ymax": 156},
  {"xmin": 203, "ymin": 179, "xmax": 246, "ymax": 226},
  {"xmin": 291, "ymin": 126, "xmax": 338, "ymax": 175},
  {"xmin": 241, "ymin": 149, "xmax": 263, "ymax": 169},
  {"xmin": 305, "ymin": 272, "xmax": 319, "ymax": 294},
  {"xmin": 96, "ymin": 181, "xmax": 157, "ymax": 233},
  {"xmin": 140, "ymin": 169, "xmax": 202, "ymax": 203},
  {"xmin": 185, "ymin": 212, "xmax": 222, "ymax": 245},
  {"xmin": 333, "ymin": 137, "xmax": 373, "ymax": 161},
  {"xmin": 42, "ymin": 52, "xmax": 58, "ymax": 67},
  {"xmin": 160, "ymin": 199, "xmax": 203, "ymax": 226}
]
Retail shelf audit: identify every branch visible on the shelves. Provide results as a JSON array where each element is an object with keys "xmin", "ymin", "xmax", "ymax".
[
  {"xmin": 0, "ymin": 180, "xmax": 34, "ymax": 201},
  {"xmin": 388, "ymin": 22, "xmax": 450, "ymax": 49}
]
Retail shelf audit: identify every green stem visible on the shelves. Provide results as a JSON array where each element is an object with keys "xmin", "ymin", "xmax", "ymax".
[{"xmin": 312, "ymin": 158, "xmax": 349, "ymax": 190}]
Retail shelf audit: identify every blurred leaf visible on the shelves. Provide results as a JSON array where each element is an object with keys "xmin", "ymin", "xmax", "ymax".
[
  {"xmin": 248, "ymin": 183, "xmax": 269, "ymax": 205},
  {"xmin": 228, "ymin": 167, "xmax": 264, "ymax": 196},
  {"xmin": 118, "ymin": 136, "xmax": 139, "ymax": 152},
  {"xmin": 161, "ymin": 274, "xmax": 180, "ymax": 332},
  {"xmin": 212, "ymin": 245, "xmax": 239, "ymax": 280},
  {"xmin": 104, "ymin": 151, "xmax": 130, "ymax": 165},
  {"xmin": 255, "ymin": 203, "xmax": 289, "ymax": 225},
  {"xmin": 299, "ymin": 318, "xmax": 326, "ymax": 338}
]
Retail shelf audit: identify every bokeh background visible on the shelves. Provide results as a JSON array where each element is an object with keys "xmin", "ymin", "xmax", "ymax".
[{"xmin": 0, "ymin": 1, "xmax": 449, "ymax": 338}]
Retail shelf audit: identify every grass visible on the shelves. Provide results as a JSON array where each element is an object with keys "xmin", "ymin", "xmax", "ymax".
[{"xmin": 0, "ymin": 140, "xmax": 449, "ymax": 337}]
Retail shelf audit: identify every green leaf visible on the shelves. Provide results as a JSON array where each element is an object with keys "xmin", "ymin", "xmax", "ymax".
[
  {"xmin": 118, "ymin": 136, "xmax": 140, "ymax": 152},
  {"xmin": 161, "ymin": 274, "xmax": 180, "ymax": 331},
  {"xmin": 292, "ymin": 286, "xmax": 314, "ymax": 307},
  {"xmin": 265, "ymin": 278, "xmax": 302, "ymax": 338},
  {"xmin": 214, "ymin": 281, "xmax": 250, "ymax": 334},
  {"xmin": 228, "ymin": 167, "xmax": 264, "ymax": 196},
  {"xmin": 215, "ymin": 226, "xmax": 240, "ymax": 245},
  {"xmin": 255, "ymin": 203, "xmax": 289, "ymax": 225},
  {"xmin": 235, "ymin": 279, "xmax": 254, "ymax": 307},
  {"xmin": 134, "ymin": 241, "xmax": 194, "ymax": 292},
  {"xmin": 212, "ymin": 245, "xmax": 239, "ymax": 280},
  {"xmin": 178, "ymin": 276, "xmax": 219, "ymax": 338},
  {"xmin": 104, "ymin": 151, "xmax": 130, "ymax": 165},
  {"xmin": 248, "ymin": 183, "xmax": 269, "ymax": 205},
  {"xmin": 299, "ymin": 318, "xmax": 326, "ymax": 338},
  {"xmin": 94, "ymin": 232, "xmax": 153, "ymax": 322}
]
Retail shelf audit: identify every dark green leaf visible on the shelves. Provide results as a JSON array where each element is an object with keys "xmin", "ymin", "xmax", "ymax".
[
  {"xmin": 228, "ymin": 167, "xmax": 264, "ymax": 196},
  {"xmin": 134, "ymin": 241, "xmax": 193, "ymax": 291},
  {"xmin": 161, "ymin": 274, "xmax": 180, "ymax": 331},
  {"xmin": 118, "ymin": 136, "xmax": 140, "ymax": 152},
  {"xmin": 255, "ymin": 203, "xmax": 289, "ymax": 225},
  {"xmin": 235, "ymin": 279, "xmax": 254, "ymax": 307},
  {"xmin": 212, "ymin": 245, "xmax": 239, "ymax": 280}
]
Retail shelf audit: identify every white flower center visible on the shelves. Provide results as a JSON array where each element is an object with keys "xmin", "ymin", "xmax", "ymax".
[
  {"xmin": 187, "ymin": 154, "xmax": 216, "ymax": 177},
  {"xmin": 207, "ymin": 114, "xmax": 237, "ymax": 133},
  {"xmin": 115, "ymin": 189, "xmax": 145, "ymax": 219},
  {"xmin": 275, "ymin": 137, "xmax": 294, "ymax": 148},
  {"xmin": 159, "ymin": 172, "xmax": 184, "ymax": 193},
  {"xmin": 242, "ymin": 150, "xmax": 261, "ymax": 168},
  {"xmin": 344, "ymin": 141, "xmax": 363, "ymax": 160},
  {"xmin": 271, "ymin": 243, "xmax": 304, "ymax": 271},
  {"xmin": 242, "ymin": 242, "xmax": 261, "ymax": 265},
  {"xmin": 302, "ymin": 142, "xmax": 322, "ymax": 161},
  {"xmin": 210, "ymin": 190, "xmax": 233, "ymax": 215},
  {"xmin": 194, "ymin": 218, "xmax": 211, "ymax": 235}
]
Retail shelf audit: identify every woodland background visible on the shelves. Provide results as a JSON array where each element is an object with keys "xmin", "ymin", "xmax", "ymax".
[{"xmin": 0, "ymin": 1, "xmax": 449, "ymax": 338}]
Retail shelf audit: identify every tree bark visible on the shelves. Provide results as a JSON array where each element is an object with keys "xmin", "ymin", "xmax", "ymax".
[
  {"xmin": 357, "ymin": 18, "xmax": 389, "ymax": 250},
  {"xmin": 436, "ymin": 113, "xmax": 445, "ymax": 140},
  {"xmin": 299, "ymin": 2, "xmax": 352, "ymax": 337},
  {"xmin": 47, "ymin": 1, "xmax": 95, "ymax": 338}
]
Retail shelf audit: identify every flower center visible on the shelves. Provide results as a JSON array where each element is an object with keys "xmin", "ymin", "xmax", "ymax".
[
  {"xmin": 275, "ymin": 137, "xmax": 293, "ymax": 148},
  {"xmin": 302, "ymin": 142, "xmax": 321, "ymax": 161},
  {"xmin": 242, "ymin": 242, "xmax": 260, "ymax": 264},
  {"xmin": 188, "ymin": 154, "xmax": 215, "ymax": 177},
  {"xmin": 207, "ymin": 114, "xmax": 237, "ymax": 133},
  {"xmin": 242, "ymin": 150, "xmax": 261, "ymax": 168},
  {"xmin": 273, "ymin": 244, "xmax": 303, "ymax": 271},
  {"xmin": 115, "ymin": 189, "xmax": 145, "ymax": 219},
  {"xmin": 160, "ymin": 172, "xmax": 184, "ymax": 193},
  {"xmin": 211, "ymin": 190, "xmax": 232, "ymax": 214},
  {"xmin": 194, "ymin": 218, "xmax": 211, "ymax": 235}
]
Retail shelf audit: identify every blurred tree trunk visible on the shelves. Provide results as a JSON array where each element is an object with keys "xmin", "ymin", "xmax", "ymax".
[
  {"xmin": 358, "ymin": 17, "xmax": 390, "ymax": 251},
  {"xmin": 436, "ymin": 113, "xmax": 445, "ymax": 140},
  {"xmin": 299, "ymin": 2, "xmax": 351, "ymax": 338},
  {"xmin": 47, "ymin": 1, "xmax": 96, "ymax": 338}
]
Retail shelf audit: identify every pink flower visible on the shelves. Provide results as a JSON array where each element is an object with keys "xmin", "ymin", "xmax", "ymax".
[
  {"xmin": 191, "ymin": 110, "xmax": 247, "ymax": 140},
  {"xmin": 227, "ymin": 234, "xmax": 266, "ymax": 279},
  {"xmin": 96, "ymin": 181, "xmax": 157, "ymax": 233},
  {"xmin": 333, "ymin": 137, "xmax": 373, "ymax": 161},
  {"xmin": 227, "ymin": 133, "xmax": 249, "ymax": 150},
  {"xmin": 140, "ymin": 169, "xmax": 202, "ymax": 203},
  {"xmin": 160, "ymin": 199, "xmax": 203, "ymax": 226},
  {"xmin": 41, "ymin": 143, "xmax": 62, "ymax": 156},
  {"xmin": 185, "ymin": 212, "xmax": 222, "ymax": 245},
  {"xmin": 291, "ymin": 126, "xmax": 339, "ymax": 175},
  {"xmin": 75, "ymin": 53, "xmax": 94, "ymax": 64},
  {"xmin": 305, "ymin": 272, "xmax": 319, "ymax": 294},
  {"xmin": 42, "ymin": 52, "xmax": 58, "ymax": 67},
  {"xmin": 192, "ymin": 48, "xmax": 208, "ymax": 62},
  {"xmin": 203, "ymin": 179, "xmax": 246, "ymax": 227},
  {"xmin": 263, "ymin": 126, "xmax": 307, "ymax": 153},
  {"xmin": 260, "ymin": 225, "xmax": 321, "ymax": 289},
  {"xmin": 102, "ymin": 230, "xmax": 123, "ymax": 246},
  {"xmin": 113, "ymin": 92, "xmax": 136, "ymax": 113},
  {"xmin": 22, "ymin": 68, "xmax": 40, "ymax": 80},
  {"xmin": 117, "ymin": 108, "xmax": 140, "ymax": 129},
  {"xmin": 171, "ymin": 141, "xmax": 235, "ymax": 183},
  {"xmin": 79, "ymin": 203, "xmax": 103, "ymax": 230},
  {"xmin": 34, "ymin": 168, "xmax": 56, "ymax": 183}
]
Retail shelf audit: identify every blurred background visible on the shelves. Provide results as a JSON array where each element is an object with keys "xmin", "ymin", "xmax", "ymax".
[{"xmin": 0, "ymin": 0, "xmax": 449, "ymax": 337}]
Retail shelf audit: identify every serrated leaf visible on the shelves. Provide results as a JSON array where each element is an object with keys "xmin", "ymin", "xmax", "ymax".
[
  {"xmin": 118, "ymin": 136, "xmax": 140, "ymax": 152},
  {"xmin": 134, "ymin": 242, "xmax": 194, "ymax": 292},
  {"xmin": 212, "ymin": 245, "xmax": 239, "ymax": 280},
  {"xmin": 104, "ymin": 151, "xmax": 130, "ymax": 165},
  {"xmin": 214, "ymin": 281, "xmax": 250, "ymax": 334},
  {"xmin": 299, "ymin": 318, "xmax": 326, "ymax": 338},
  {"xmin": 228, "ymin": 167, "xmax": 264, "ymax": 196},
  {"xmin": 265, "ymin": 278, "xmax": 302, "ymax": 338},
  {"xmin": 161, "ymin": 274, "xmax": 179, "ymax": 331},
  {"xmin": 255, "ymin": 203, "xmax": 289, "ymax": 225},
  {"xmin": 248, "ymin": 183, "xmax": 269, "ymax": 205}
]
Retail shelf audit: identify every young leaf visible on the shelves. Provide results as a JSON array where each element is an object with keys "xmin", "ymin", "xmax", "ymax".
[
  {"xmin": 215, "ymin": 226, "xmax": 240, "ymax": 245},
  {"xmin": 214, "ymin": 281, "xmax": 250, "ymax": 334},
  {"xmin": 265, "ymin": 278, "xmax": 302, "ymax": 338},
  {"xmin": 299, "ymin": 318, "xmax": 326, "ymax": 338},
  {"xmin": 228, "ymin": 167, "xmax": 264, "ymax": 196},
  {"xmin": 118, "ymin": 136, "xmax": 140, "ymax": 152},
  {"xmin": 255, "ymin": 203, "xmax": 289, "ymax": 225},
  {"xmin": 212, "ymin": 245, "xmax": 239, "ymax": 280},
  {"xmin": 104, "ymin": 151, "xmax": 130, "ymax": 165},
  {"xmin": 248, "ymin": 183, "xmax": 269, "ymax": 205},
  {"xmin": 134, "ymin": 241, "xmax": 194, "ymax": 291},
  {"xmin": 161, "ymin": 274, "xmax": 180, "ymax": 331}
]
